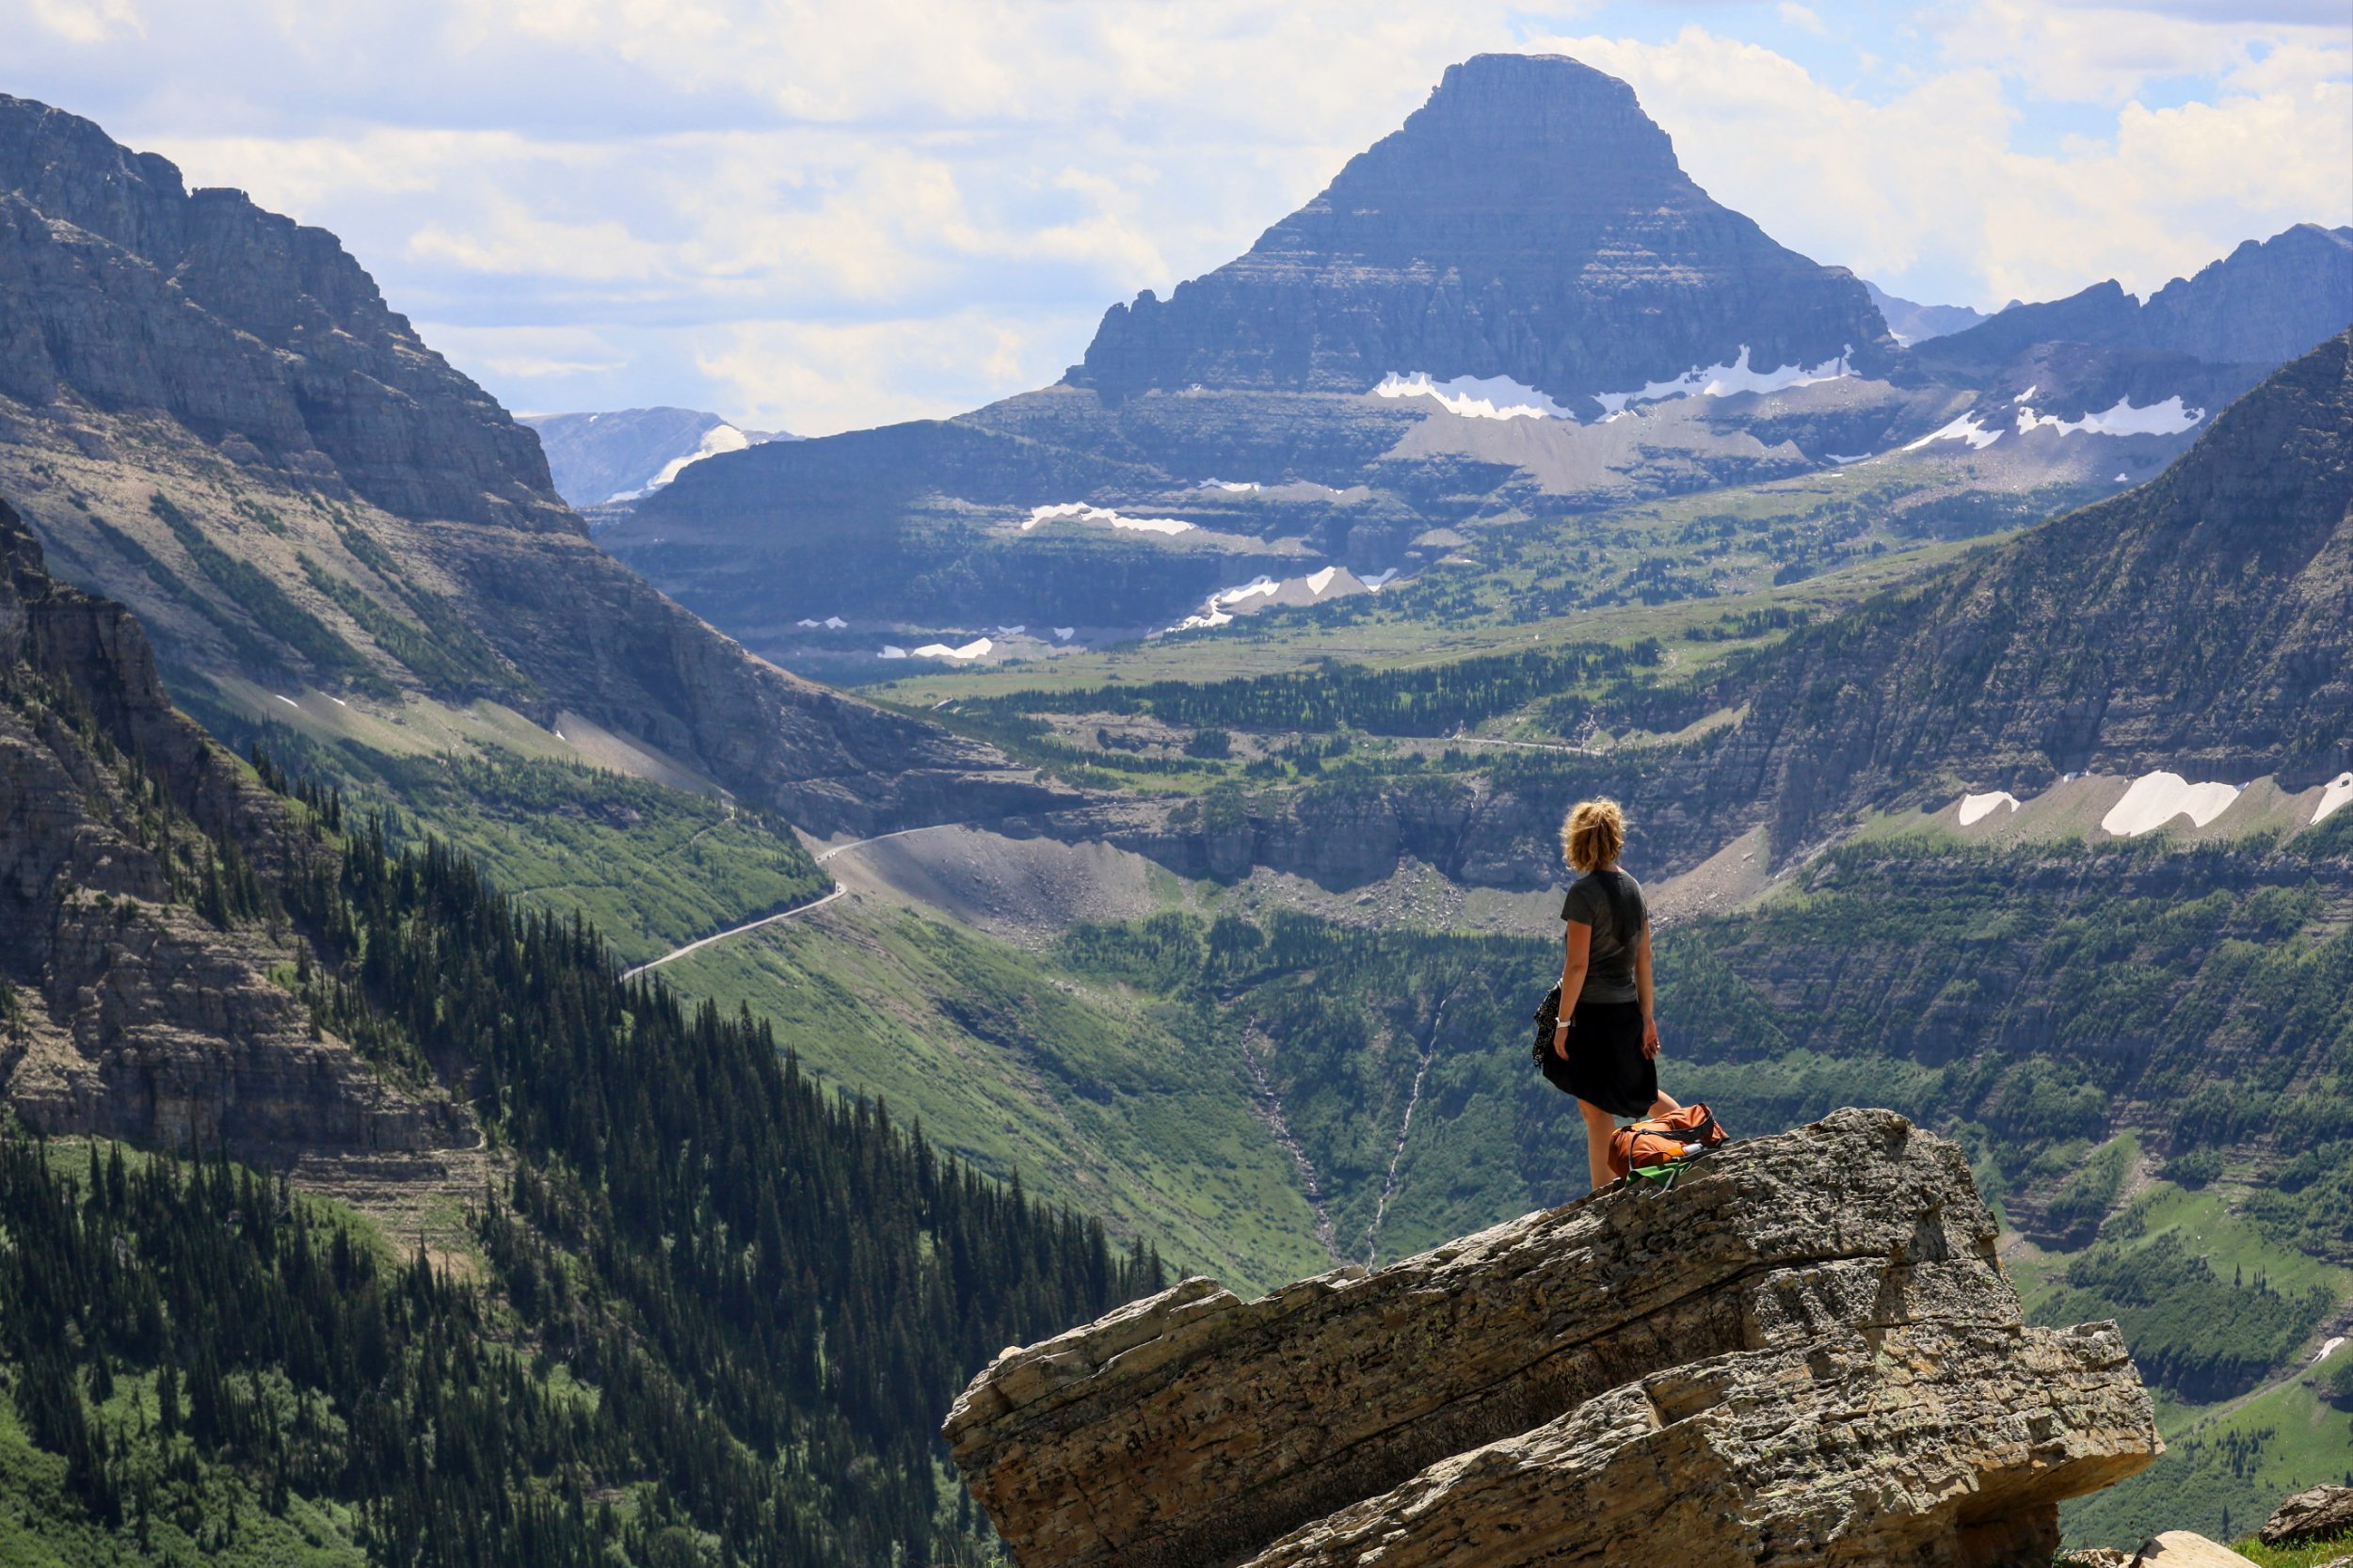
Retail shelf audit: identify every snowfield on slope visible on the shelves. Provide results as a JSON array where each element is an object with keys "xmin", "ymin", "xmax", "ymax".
[
  {"xmin": 2102, "ymin": 772, "xmax": 2242, "ymax": 837},
  {"xmin": 1023, "ymin": 503, "xmax": 1195, "ymax": 536}
]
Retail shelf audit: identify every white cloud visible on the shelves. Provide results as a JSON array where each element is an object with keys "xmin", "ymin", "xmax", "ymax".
[
  {"xmin": 1530, "ymin": 24, "xmax": 2352, "ymax": 308},
  {"xmin": 695, "ymin": 306, "xmax": 1102, "ymax": 435},
  {"xmin": 1918, "ymin": 0, "xmax": 2347, "ymax": 104},
  {"xmin": 419, "ymin": 325, "xmax": 631, "ymax": 382},
  {"xmin": 26, "ymin": 0, "xmax": 141, "ymax": 42},
  {"xmin": 7, "ymin": 0, "xmax": 2345, "ymax": 428}
]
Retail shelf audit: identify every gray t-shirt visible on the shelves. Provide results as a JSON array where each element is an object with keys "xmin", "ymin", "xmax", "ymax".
[{"xmin": 1561, "ymin": 869, "xmax": 1646, "ymax": 1005}]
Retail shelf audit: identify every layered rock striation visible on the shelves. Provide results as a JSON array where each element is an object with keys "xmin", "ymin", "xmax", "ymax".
[
  {"xmin": 0, "ymin": 93, "xmax": 562, "ymax": 531},
  {"xmin": 0, "ymin": 498, "xmax": 463, "ymax": 1156},
  {"xmin": 1068, "ymin": 54, "xmax": 1895, "ymax": 408},
  {"xmin": 946, "ymin": 1109, "xmax": 2157, "ymax": 1568}
]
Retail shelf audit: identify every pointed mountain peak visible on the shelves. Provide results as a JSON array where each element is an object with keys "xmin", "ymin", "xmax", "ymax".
[{"xmin": 1068, "ymin": 53, "xmax": 1892, "ymax": 408}]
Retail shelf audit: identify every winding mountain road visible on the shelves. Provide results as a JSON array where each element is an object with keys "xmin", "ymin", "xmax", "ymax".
[{"xmin": 618, "ymin": 822, "xmax": 967, "ymax": 981}]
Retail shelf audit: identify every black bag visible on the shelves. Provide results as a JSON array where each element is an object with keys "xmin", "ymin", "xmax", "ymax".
[{"xmin": 1530, "ymin": 982, "xmax": 1562, "ymax": 1064}]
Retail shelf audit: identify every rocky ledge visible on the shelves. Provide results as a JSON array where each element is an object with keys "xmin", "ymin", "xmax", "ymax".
[{"xmin": 945, "ymin": 1108, "xmax": 2158, "ymax": 1568}]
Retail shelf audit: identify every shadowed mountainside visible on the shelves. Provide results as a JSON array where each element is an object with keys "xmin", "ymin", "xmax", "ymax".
[{"xmin": 0, "ymin": 92, "xmax": 1062, "ymax": 836}]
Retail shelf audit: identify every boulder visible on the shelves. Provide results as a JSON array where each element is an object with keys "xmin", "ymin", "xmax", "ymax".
[
  {"xmin": 2265, "ymin": 1482, "xmax": 2353, "ymax": 1546},
  {"xmin": 945, "ymin": 1108, "xmax": 2159, "ymax": 1568},
  {"xmin": 2130, "ymin": 1533, "xmax": 2260, "ymax": 1566}
]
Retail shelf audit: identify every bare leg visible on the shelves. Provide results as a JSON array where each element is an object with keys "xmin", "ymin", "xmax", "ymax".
[
  {"xmin": 1577, "ymin": 1099, "xmax": 1617, "ymax": 1192},
  {"xmin": 1648, "ymin": 1089, "xmax": 1682, "ymax": 1116}
]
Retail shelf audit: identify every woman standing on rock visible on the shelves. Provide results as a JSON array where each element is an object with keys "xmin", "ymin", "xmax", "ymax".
[{"xmin": 1545, "ymin": 798, "xmax": 1682, "ymax": 1191}]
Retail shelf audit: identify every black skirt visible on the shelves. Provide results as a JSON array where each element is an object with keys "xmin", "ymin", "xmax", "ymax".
[{"xmin": 1539, "ymin": 999, "xmax": 1657, "ymax": 1118}]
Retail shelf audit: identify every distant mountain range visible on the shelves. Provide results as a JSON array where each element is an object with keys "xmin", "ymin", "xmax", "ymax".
[
  {"xmin": 606, "ymin": 56, "xmax": 2353, "ymax": 673},
  {"xmin": 1863, "ymin": 280, "xmax": 1986, "ymax": 345},
  {"xmin": 520, "ymin": 406, "xmax": 795, "ymax": 511}
]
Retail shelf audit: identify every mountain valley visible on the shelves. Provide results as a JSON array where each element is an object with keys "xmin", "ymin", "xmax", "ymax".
[{"xmin": 0, "ymin": 38, "xmax": 2349, "ymax": 1568}]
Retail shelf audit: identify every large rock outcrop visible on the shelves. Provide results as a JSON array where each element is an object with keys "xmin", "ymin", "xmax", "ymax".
[{"xmin": 945, "ymin": 1109, "xmax": 2157, "ymax": 1567}]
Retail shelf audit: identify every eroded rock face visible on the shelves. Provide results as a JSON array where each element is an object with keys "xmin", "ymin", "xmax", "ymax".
[
  {"xmin": 945, "ymin": 1109, "xmax": 2157, "ymax": 1568},
  {"xmin": 0, "ymin": 93, "xmax": 562, "ymax": 532},
  {"xmin": 1, "ymin": 498, "xmax": 464, "ymax": 1157}
]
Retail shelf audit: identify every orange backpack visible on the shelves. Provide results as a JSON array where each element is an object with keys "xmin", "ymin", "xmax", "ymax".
[{"xmin": 1607, "ymin": 1103, "xmax": 1731, "ymax": 1181}]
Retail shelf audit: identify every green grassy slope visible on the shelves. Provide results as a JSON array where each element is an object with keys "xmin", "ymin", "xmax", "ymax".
[
  {"xmin": 654, "ymin": 901, "xmax": 1331, "ymax": 1295},
  {"xmin": 2010, "ymin": 1181, "xmax": 2353, "ymax": 1547},
  {"xmin": 654, "ymin": 903, "xmax": 1624, "ymax": 1294},
  {"xmin": 182, "ymin": 702, "xmax": 827, "ymax": 965}
]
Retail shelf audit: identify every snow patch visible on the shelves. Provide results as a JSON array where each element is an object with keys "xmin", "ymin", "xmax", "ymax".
[
  {"xmin": 1023, "ymin": 503, "xmax": 1194, "ymax": 536},
  {"xmin": 2317, "ymin": 1336, "xmax": 2346, "ymax": 1366},
  {"xmin": 995, "ymin": 625, "xmax": 1026, "ymax": 635},
  {"xmin": 2102, "ymin": 772, "xmax": 2242, "ymax": 837},
  {"xmin": 908, "ymin": 637, "xmax": 993, "ymax": 661},
  {"xmin": 2114, "ymin": 472, "xmax": 2131, "ymax": 482},
  {"xmin": 1200, "ymin": 479, "xmax": 1261, "ymax": 492},
  {"xmin": 823, "ymin": 616, "xmax": 847, "ymax": 630},
  {"xmin": 1826, "ymin": 452, "xmax": 1874, "ymax": 464},
  {"xmin": 1304, "ymin": 566, "xmax": 1338, "ymax": 595},
  {"xmin": 601, "ymin": 423, "xmax": 754, "ymax": 504},
  {"xmin": 878, "ymin": 646, "xmax": 908, "ymax": 659},
  {"xmin": 1593, "ymin": 345, "xmax": 1854, "ymax": 416},
  {"xmin": 1052, "ymin": 626, "xmax": 1075, "ymax": 641},
  {"xmin": 1372, "ymin": 372, "xmax": 1572, "ymax": 421},
  {"xmin": 1902, "ymin": 412, "xmax": 2002, "ymax": 452},
  {"xmin": 274, "ymin": 694, "xmax": 298, "ymax": 708},
  {"xmin": 647, "ymin": 423, "xmax": 751, "ymax": 490},
  {"xmin": 1362, "ymin": 568, "xmax": 1400, "ymax": 590},
  {"xmin": 795, "ymin": 617, "xmax": 821, "ymax": 628},
  {"xmin": 328, "ymin": 696, "xmax": 347, "ymax": 708},
  {"xmin": 1959, "ymin": 792, "xmax": 2020, "ymax": 826},
  {"xmin": 2015, "ymin": 394, "xmax": 2204, "ymax": 439},
  {"xmin": 2314, "ymin": 773, "xmax": 2353, "ymax": 825}
]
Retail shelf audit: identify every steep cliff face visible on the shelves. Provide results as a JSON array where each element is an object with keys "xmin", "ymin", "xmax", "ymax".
[
  {"xmin": 0, "ymin": 93, "xmax": 563, "ymax": 531},
  {"xmin": 947, "ymin": 1110, "xmax": 2157, "ymax": 1567},
  {"xmin": 0, "ymin": 91, "xmax": 1061, "ymax": 837},
  {"xmin": 1069, "ymin": 54, "xmax": 1895, "ymax": 406},
  {"xmin": 0, "ymin": 498, "xmax": 463, "ymax": 1156},
  {"xmin": 1705, "ymin": 328, "xmax": 2353, "ymax": 854}
]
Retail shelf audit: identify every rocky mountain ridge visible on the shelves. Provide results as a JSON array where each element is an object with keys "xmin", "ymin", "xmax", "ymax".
[
  {"xmin": 610, "ymin": 62, "xmax": 2344, "ymax": 667},
  {"xmin": 608, "ymin": 53, "xmax": 1928, "ymax": 656},
  {"xmin": 0, "ymin": 92, "xmax": 564, "ymax": 531},
  {"xmin": 1695, "ymin": 326, "xmax": 2353, "ymax": 859},
  {"xmin": 948, "ymin": 1110, "xmax": 2157, "ymax": 1566},
  {"xmin": 0, "ymin": 90, "xmax": 1057, "ymax": 838}
]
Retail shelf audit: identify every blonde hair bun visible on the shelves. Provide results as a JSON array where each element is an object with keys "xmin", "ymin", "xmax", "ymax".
[{"xmin": 1561, "ymin": 798, "xmax": 1627, "ymax": 873}]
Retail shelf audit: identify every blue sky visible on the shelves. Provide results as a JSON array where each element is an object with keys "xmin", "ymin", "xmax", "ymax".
[{"xmin": 6, "ymin": 0, "xmax": 2348, "ymax": 433}]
